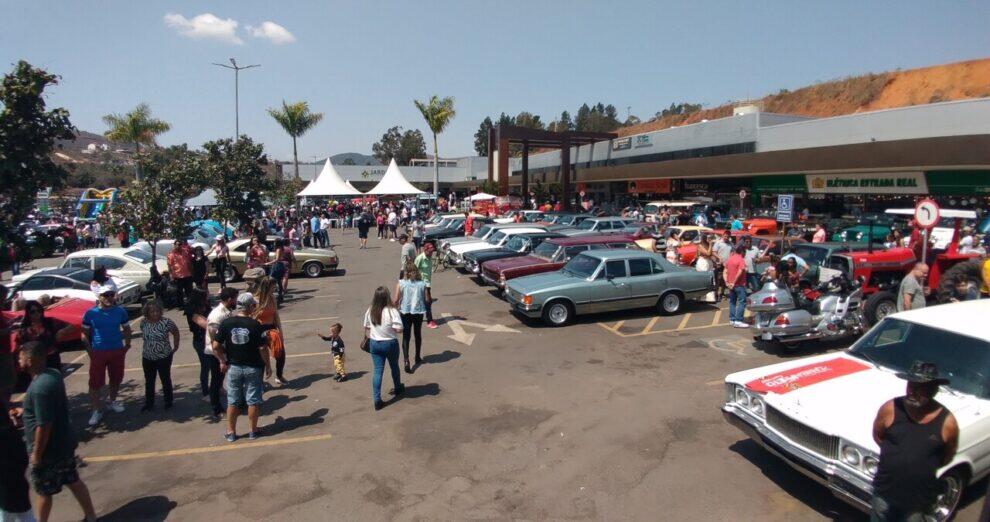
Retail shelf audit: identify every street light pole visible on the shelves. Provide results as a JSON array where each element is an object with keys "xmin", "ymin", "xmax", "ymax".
[{"xmin": 212, "ymin": 58, "xmax": 260, "ymax": 140}]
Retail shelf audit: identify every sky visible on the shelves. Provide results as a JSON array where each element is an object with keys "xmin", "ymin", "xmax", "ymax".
[{"xmin": 2, "ymin": 0, "xmax": 989, "ymax": 163}]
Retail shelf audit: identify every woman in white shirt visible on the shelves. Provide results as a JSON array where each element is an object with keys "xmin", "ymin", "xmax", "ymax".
[{"xmin": 364, "ymin": 286, "xmax": 404, "ymax": 410}]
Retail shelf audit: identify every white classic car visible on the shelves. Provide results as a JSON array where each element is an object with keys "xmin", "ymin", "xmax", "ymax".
[
  {"xmin": 446, "ymin": 227, "xmax": 546, "ymax": 265},
  {"xmin": 12, "ymin": 247, "xmax": 166, "ymax": 290},
  {"xmin": 723, "ymin": 300, "xmax": 990, "ymax": 520},
  {"xmin": 5, "ymin": 267, "xmax": 141, "ymax": 305}
]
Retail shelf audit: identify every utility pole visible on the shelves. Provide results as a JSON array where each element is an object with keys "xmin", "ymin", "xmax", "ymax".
[
  {"xmin": 212, "ymin": 58, "xmax": 260, "ymax": 140},
  {"xmin": 626, "ymin": 105, "xmax": 631, "ymax": 121}
]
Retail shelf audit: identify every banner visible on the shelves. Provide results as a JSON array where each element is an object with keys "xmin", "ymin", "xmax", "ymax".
[
  {"xmin": 628, "ymin": 179, "xmax": 671, "ymax": 194},
  {"xmin": 806, "ymin": 171, "xmax": 928, "ymax": 194}
]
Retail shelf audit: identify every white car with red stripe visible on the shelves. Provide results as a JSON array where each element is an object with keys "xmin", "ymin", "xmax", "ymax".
[{"xmin": 722, "ymin": 299, "xmax": 990, "ymax": 520}]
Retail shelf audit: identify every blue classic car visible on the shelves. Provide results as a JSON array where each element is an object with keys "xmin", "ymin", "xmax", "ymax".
[{"xmin": 505, "ymin": 249, "xmax": 714, "ymax": 326}]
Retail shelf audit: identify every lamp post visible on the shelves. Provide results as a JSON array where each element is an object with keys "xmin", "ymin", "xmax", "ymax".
[{"xmin": 212, "ymin": 58, "xmax": 260, "ymax": 140}]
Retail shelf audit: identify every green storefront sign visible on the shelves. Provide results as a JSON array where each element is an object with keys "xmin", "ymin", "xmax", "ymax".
[
  {"xmin": 752, "ymin": 174, "xmax": 806, "ymax": 193},
  {"xmin": 925, "ymin": 170, "xmax": 990, "ymax": 195}
]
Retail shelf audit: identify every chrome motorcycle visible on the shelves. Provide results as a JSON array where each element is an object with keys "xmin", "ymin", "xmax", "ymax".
[{"xmin": 747, "ymin": 275, "xmax": 865, "ymax": 348}]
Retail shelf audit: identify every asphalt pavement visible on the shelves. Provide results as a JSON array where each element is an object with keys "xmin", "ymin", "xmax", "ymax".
[{"xmin": 11, "ymin": 234, "xmax": 986, "ymax": 521}]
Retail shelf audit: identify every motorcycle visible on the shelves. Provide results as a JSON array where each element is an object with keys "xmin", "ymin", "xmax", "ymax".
[{"xmin": 747, "ymin": 274, "xmax": 865, "ymax": 349}]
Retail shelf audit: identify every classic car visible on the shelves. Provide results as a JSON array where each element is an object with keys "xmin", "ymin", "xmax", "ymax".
[
  {"xmin": 506, "ymin": 249, "xmax": 713, "ymax": 326},
  {"xmin": 447, "ymin": 227, "xmax": 547, "ymax": 265},
  {"xmin": 214, "ymin": 238, "xmax": 338, "ymax": 282},
  {"xmin": 565, "ymin": 217, "xmax": 638, "ymax": 236},
  {"xmin": 785, "ymin": 241, "xmax": 868, "ymax": 283},
  {"xmin": 439, "ymin": 222, "xmax": 546, "ymax": 252},
  {"xmin": 621, "ymin": 222, "xmax": 664, "ymax": 251},
  {"xmin": 722, "ymin": 300, "xmax": 990, "ymax": 520},
  {"xmin": 6, "ymin": 267, "xmax": 141, "ymax": 305},
  {"xmin": 423, "ymin": 217, "xmax": 493, "ymax": 245},
  {"xmin": 832, "ymin": 223, "xmax": 892, "ymax": 243},
  {"xmin": 463, "ymin": 232, "xmax": 564, "ymax": 274},
  {"xmin": 642, "ymin": 200, "xmax": 696, "ymax": 222},
  {"xmin": 550, "ymin": 213, "xmax": 593, "ymax": 227},
  {"xmin": 12, "ymin": 247, "xmax": 166, "ymax": 290},
  {"xmin": 494, "ymin": 210, "xmax": 544, "ymax": 224},
  {"xmin": 2, "ymin": 297, "xmax": 95, "ymax": 354},
  {"xmin": 481, "ymin": 234, "xmax": 639, "ymax": 288},
  {"xmin": 657, "ymin": 226, "xmax": 715, "ymax": 264}
]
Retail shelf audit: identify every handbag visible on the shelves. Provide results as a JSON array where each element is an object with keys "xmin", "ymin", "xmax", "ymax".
[{"xmin": 360, "ymin": 336, "xmax": 370, "ymax": 353}]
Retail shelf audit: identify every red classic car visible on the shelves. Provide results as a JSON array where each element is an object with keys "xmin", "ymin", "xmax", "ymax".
[{"xmin": 480, "ymin": 234, "xmax": 639, "ymax": 288}]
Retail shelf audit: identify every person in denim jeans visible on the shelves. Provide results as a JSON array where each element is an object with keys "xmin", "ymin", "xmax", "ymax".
[
  {"xmin": 213, "ymin": 293, "xmax": 271, "ymax": 441},
  {"xmin": 724, "ymin": 244, "xmax": 749, "ymax": 328},
  {"xmin": 363, "ymin": 286, "xmax": 404, "ymax": 411}
]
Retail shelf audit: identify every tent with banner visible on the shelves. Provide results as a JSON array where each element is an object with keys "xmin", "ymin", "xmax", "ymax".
[
  {"xmin": 366, "ymin": 159, "xmax": 425, "ymax": 195},
  {"xmin": 298, "ymin": 159, "xmax": 363, "ymax": 197},
  {"xmin": 469, "ymin": 192, "xmax": 496, "ymax": 201}
]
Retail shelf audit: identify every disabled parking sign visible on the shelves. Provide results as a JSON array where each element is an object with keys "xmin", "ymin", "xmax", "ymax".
[{"xmin": 776, "ymin": 194, "xmax": 794, "ymax": 223}]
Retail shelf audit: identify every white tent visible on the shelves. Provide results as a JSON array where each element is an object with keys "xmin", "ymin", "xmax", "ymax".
[
  {"xmin": 186, "ymin": 189, "xmax": 217, "ymax": 207},
  {"xmin": 298, "ymin": 159, "xmax": 363, "ymax": 197},
  {"xmin": 469, "ymin": 192, "xmax": 497, "ymax": 201},
  {"xmin": 366, "ymin": 159, "xmax": 425, "ymax": 195}
]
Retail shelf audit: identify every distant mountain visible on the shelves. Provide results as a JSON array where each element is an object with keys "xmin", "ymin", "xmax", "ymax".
[{"xmin": 329, "ymin": 152, "xmax": 379, "ymax": 166}]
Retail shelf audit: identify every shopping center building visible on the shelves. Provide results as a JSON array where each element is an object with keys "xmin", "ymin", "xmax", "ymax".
[{"xmin": 486, "ymin": 98, "xmax": 990, "ymax": 214}]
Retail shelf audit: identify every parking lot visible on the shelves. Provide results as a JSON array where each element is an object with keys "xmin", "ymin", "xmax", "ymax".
[{"xmin": 13, "ymin": 232, "xmax": 987, "ymax": 521}]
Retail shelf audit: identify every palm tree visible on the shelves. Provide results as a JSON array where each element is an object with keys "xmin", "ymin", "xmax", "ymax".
[
  {"xmin": 414, "ymin": 95, "xmax": 456, "ymax": 197},
  {"xmin": 102, "ymin": 103, "xmax": 171, "ymax": 181},
  {"xmin": 267, "ymin": 101, "xmax": 324, "ymax": 179}
]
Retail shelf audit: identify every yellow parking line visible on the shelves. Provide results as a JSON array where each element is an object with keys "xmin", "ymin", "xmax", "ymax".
[
  {"xmin": 676, "ymin": 314, "xmax": 693, "ymax": 330},
  {"xmin": 282, "ymin": 315, "xmax": 339, "ymax": 324},
  {"xmin": 84, "ymin": 433, "xmax": 332, "ymax": 463},
  {"xmin": 641, "ymin": 316, "xmax": 659, "ymax": 335},
  {"xmin": 711, "ymin": 309, "xmax": 722, "ymax": 326},
  {"xmin": 611, "ymin": 320, "xmax": 625, "ymax": 332},
  {"xmin": 122, "ymin": 351, "xmax": 331, "ymax": 372}
]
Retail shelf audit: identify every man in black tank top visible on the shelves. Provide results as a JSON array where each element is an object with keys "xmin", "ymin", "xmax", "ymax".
[{"xmin": 871, "ymin": 361, "xmax": 959, "ymax": 521}]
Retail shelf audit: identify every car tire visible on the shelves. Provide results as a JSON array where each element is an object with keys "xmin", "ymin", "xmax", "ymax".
[
  {"xmin": 657, "ymin": 291, "xmax": 683, "ymax": 315},
  {"xmin": 302, "ymin": 261, "xmax": 324, "ymax": 278},
  {"xmin": 863, "ymin": 291, "xmax": 896, "ymax": 326},
  {"xmin": 542, "ymin": 299, "xmax": 573, "ymax": 327},
  {"xmin": 931, "ymin": 466, "xmax": 969, "ymax": 521},
  {"xmin": 223, "ymin": 265, "xmax": 239, "ymax": 283}
]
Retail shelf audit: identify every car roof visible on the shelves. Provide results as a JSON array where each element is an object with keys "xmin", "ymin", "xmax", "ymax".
[
  {"xmin": 581, "ymin": 249, "xmax": 658, "ymax": 261},
  {"xmin": 546, "ymin": 234, "xmax": 635, "ymax": 246},
  {"xmin": 487, "ymin": 222, "xmax": 545, "ymax": 229},
  {"xmin": 495, "ymin": 227, "xmax": 546, "ymax": 235},
  {"xmin": 36, "ymin": 267, "xmax": 91, "ymax": 278},
  {"xmin": 584, "ymin": 216, "xmax": 627, "ymax": 221},
  {"xmin": 890, "ymin": 300, "xmax": 990, "ymax": 341},
  {"xmin": 66, "ymin": 247, "xmax": 133, "ymax": 257}
]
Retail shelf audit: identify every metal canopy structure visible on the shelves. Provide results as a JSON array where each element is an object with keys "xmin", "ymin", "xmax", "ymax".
[{"xmin": 488, "ymin": 125, "xmax": 617, "ymax": 210}]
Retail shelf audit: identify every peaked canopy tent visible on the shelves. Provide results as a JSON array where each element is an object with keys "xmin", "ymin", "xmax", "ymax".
[
  {"xmin": 469, "ymin": 192, "xmax": 497, "ymax": 201},
  {"xmin": 298, "ymin": 159, "xmax": 363, "ymax": 197},
  {"xmin": 366, "ymin": 159, "xmax": 425, "ymax": 195},
  {"xmin": 186, "ymin": 189, "xmax": 217, "ymax": 207}
]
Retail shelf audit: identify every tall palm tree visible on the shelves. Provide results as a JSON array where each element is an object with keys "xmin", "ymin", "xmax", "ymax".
[
  {"xmin": 267, "ymin": 101, "xmax": 324, "ymax": 179},
  {"xmin": 102, "ymin": 103, "xmax": 171, "ymax": 181},
  {"xmin": 414, "ymin": 95, "xmax": 456, "ymax": 197}
]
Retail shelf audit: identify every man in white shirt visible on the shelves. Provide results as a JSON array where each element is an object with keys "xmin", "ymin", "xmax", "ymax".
[
  {"xmin": 387, "ymin": 210, "xmax": 398, "ymax": 241},
  {"xmin": 205, "ymin": 287, "xmax": 237, "ymax": 418},
  {"xmin": 319, "ymin": 216, "xmax": 332, "ymax": 248}
]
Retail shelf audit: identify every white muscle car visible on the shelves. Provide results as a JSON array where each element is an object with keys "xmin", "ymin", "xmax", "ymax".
[{"xmin": 722, "ymin": 300, "xmax": 990, "ymax": 520}]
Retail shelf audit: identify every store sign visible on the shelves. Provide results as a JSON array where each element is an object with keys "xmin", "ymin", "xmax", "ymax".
[
  {"xmin": 682, "ymin": 181, "xmax": 709, "ymax": 192},
  {"xmin": 628, "ymin": 179, "xmax": 671, "ymax": 194},
  {"xmin": 634, "ymin": 135, "xmax": 652, "ymax": 148},
  {"xmin": 612, "ymin": 137, "xmax": 632, "ymax": 151},
  {"xmin": 806, "ymin": 172, "xmax": 928, "ymax": 194}
]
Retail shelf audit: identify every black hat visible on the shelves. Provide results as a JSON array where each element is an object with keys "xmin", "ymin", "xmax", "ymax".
[{"xmin": 896, "ymin": 361, "xmax": 950, "ymax": 385}]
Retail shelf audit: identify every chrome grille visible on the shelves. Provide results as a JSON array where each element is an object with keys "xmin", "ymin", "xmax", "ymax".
[{"xmin": 766, "ymin": 407, "xmax": 839, "ymax": 459}]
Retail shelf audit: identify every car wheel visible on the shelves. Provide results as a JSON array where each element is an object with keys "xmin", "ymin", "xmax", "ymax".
[
  {"xmin": 223, "ymin": 265, "xmax": 239, "ymax": 283},
  {"xmin": 863, "ymin": 291, "xmax": 896, "ymax": 326},
  {"xmin": 931, "ymin": 466, "xmax": 968, "ymax": 521},
  {"xmin": 303, "ymin": 261, "xmax": 324, "ymax": 278},
  {"xmin": 658, "ymin": 291, "xmax": 683, "ymax": 315},
  {"xmin": 542, "ymin": 300, "xmax": 572, "ymax": 327}
]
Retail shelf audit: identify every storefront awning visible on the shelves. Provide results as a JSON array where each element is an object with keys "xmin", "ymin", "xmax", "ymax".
[{"xmin": 925, "ymin": 170, "xmax": 990, "ymax": 195}]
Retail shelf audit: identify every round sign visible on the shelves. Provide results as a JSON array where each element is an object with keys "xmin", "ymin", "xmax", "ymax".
[{"xmin": 914, "ymin": 199, "xmax": 940, "ymax": 228}]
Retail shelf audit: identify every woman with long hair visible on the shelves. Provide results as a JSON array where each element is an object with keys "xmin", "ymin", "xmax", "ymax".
[
  {"xmin": 183, "ymin": 288, "xmax": 218, "ymax": 414},
  {"xmin": 364, "ymin": 286, "xmax": 404, "ymax": 410},
  {"xmin": 394, "ymin": 259, "xmax": 427, "ymax": 373},
  {"xmin": 253, "ymin": 276, "xmax": 288, "ymax": 386},
  {"xmin": 139, "ymin": 300, "xmax": 180, "ymax": 411},
  {"xmin": 246, "ymin": 236, "xmax": 268, "ymax": 272},
  {"xmin": 268, "ymin": 239, "xmax": 287, "ymax": 301},
  {"xmin": 13, "ymin": 300, "xmax": 76, "ymax": 371},
  {"xmin": 191, "ymin": 246, "xmax": 209, "ymax": 291},
  {"xmin": 695, "ymin": 234, "xmax": 713, "ymax": 271},
  {"xmin": 89, "ymin": 265, "xmax": 117, "ymax": 296},
  {"xmin": 208, "ymin": 235, "xmax": 230, "ymax": 289}
]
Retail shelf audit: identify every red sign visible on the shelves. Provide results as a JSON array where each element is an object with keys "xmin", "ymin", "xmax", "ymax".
[
  {"xmin": 744, "ymin": 358, "xmax": 869, "ymax": 394},
  {"xmin": 628, "ymin": 179, "xmax": 671, "ymax": 194}
]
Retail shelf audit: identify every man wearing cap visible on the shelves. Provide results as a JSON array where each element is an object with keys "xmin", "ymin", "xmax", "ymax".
[
  {"xmin": 212, "ymin": 293, "xmax": 271, "ymax": 442},
  {"xmin": 871, "ymin": 361, "xmax": 959, "ymax": 521},
  {"xmin": 81, "ymin": 286, "xmax": 132, "ymax": 427}
]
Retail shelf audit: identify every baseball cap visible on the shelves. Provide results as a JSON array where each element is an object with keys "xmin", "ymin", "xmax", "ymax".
[
  {"xmin": 216, "ymin": 234, "xmax": 225, "ymax": 241},
  {"xmin": 236, "ymin": 292, "xmax": 257, "ymax": 310},
  {"xmin": 97, "ymin": 285, "xmax": 116, "ymax": 296}
]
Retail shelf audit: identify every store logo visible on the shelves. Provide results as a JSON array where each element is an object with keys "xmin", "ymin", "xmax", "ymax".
[{"xmin": 811, "ymin": 177, "xmax": 826, "ymax": 189}]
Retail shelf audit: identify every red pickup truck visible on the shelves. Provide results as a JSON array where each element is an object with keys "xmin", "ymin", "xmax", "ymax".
[{"xmin": 480, "ymin": 234, "xmax": 639, "ymax": 289}]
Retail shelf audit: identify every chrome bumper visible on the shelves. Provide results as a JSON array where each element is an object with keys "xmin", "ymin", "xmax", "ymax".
[
  {"xmin": 721, "ymin": 405, "xmax": 872, "ymax": 511},
  {"xmin": 481, "ymin": 272, "xmax": 499, "ymax": 287},
  {"xmin": 506, "ymin": 292, "xmax": 541, "ymax": 318}
]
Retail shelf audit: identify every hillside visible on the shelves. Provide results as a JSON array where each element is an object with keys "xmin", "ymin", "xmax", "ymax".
[{"xmin": 617, "ymin": 57, "xmax": 990, "ymax": 137}]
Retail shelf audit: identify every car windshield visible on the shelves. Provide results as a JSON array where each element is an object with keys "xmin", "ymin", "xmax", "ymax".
[
  {"xmin": 789, "ymin": 245, "xmax": 830, "ymax": 266},
  {"xmin": 563, "ymin": 254, "xmax": 600, "ymax": 278},
  {"xmin": 473, "ymin": 225, "xmax": 492, "ymax": 238},
  {"xmin": 524, "ymin": 213, "xmax": 543, "ymax": 222},
  {"xmin": 67, "ymin": 269, "xmax": 94, "ymax": 284},
  {"xmin": 532, "ymin": 241, "xmax": 559, "ymax": 260},
  {"xmin": 644, "ymin": 204, "xmax": 660, "ymax": 215},
  {"xmin": 123, "ymin": 250, "xmax": 152, "ymax": 264},
  {"xmin": 576, "ymin": 220, "xmax": 597, "ymax": 230},
  {"xmin": 434, "ymin": 218, "xmax": 451, "ymax": 228},
  {"xmin": 557, "ymin": 215, "xmax": 574, "ymax": 226},
  {"xmin": 505, "ymin": 236, "xmax": 528, "ymax": 251},
  {"xmin": 487, "ymin": 231, "xmax": 507, "ymax": 245},
  {"xmin": 849, "ymin": 318, "xmax": 990, "ymax": 399}
]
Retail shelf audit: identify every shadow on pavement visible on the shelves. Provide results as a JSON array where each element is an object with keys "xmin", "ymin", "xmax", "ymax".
[
  {"xmin": 288, "ymin": 373, "xmax": 334, "ymax": 390},
  {"xmin": 422, "ymin": 350, "xmax": 460, "ymax": 364},
  {"xmin": 100, "ymin": 495, "xmax": 177, "ymax": 521},
  {"xmin": 398, "ymin": 382, "xmax": 440, "ymax": 400},
  {"xmin": 342, "ymin": 370, "xmax": 367, "ymax": 381},
  {"xmin": 266, "ymin": 407, "xmax": 330, "ymax": 436}
]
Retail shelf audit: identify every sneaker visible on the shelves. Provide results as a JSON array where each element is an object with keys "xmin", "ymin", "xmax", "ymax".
[
  {"xmin": 338, "ymin": 374, "xmax": 347, "ymax": 382},
  {"xmin": 106, "ymin": 400, "xmax": 125, "ymax": 413},
  {"xmin": 275, "ymin": 377, "xmax": 290, "ymax": 386},
  {"xmin": 224, "ymin": 432, "xmax": 237, "ymax": 443},
  {"xmin": 247, "ymin": 430, "xmax": 262, "ymax": 440},
  {"xmin": 732, "ymin": 321, "xmax": 749, "ymax": 328},
  {"xmin": 389, "ymin": 384, "xmax": 406, "ymax": 396},
  {"xmin": 88, "ymin": 410, "xmax": 103, "ymax": 427},
  {"xmin": 426, "ymin": 321, "xmax": 438, "ymax": 329},
  {"xmin": 333, "ymin": 374, "xmax": 341, "ymax": 382}
]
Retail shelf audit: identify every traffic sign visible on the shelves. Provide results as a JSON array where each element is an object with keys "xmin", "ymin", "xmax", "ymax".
[
  {"xmin": 914, "ymin": 199, "xmax": 940, "ymax": 228},
  {"xmin": 776, "ymin": 194, "xmax": 794, "ymax": 223}
]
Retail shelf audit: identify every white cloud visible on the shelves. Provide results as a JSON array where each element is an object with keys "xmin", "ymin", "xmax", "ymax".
[
  {"xmin": 164, "ymin": 13, "xmax": 243, "ymax": 45},
  {"xmin": 246, "ymin": 21, "xmax": 296, "ymax": 45}
]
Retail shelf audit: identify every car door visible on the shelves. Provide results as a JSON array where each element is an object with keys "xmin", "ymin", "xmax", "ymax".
[
  {"xmin": 627, "ymin": 257, "xmax": 662, "ymax": 307},
  {"xmin": 590, "ymin": 259, "xmax": 632, "ymax": 313}
]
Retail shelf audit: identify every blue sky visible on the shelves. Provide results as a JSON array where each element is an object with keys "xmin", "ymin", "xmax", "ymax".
[{"xmin": 2, "ymin": 0, "xmax": 989, "ymax": 162}]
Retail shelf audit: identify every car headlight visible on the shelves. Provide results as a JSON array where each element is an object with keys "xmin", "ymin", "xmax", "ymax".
[
  {"xmin": 734, "ymin": 386, "xmax": 750, "ymax": 408},
  {"xmin": 841, "ymin": 445, "xmax": 862, "ymax": 466},
  {"xmin": 855, "ymin": 232, "xmax": 863, "ymax": 240},
  {"xmin": 863, "ymin": 456, "xmax": 879, "ymax": 476},
  {"xmin": 749, "ymin": 396, "xmax": 765, "ymax": 416}
]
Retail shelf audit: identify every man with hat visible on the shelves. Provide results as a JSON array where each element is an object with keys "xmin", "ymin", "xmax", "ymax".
[
  {"xmin": 871, "ymin": 361, "xmax": 959, "ymax": 521},
  {"xmin": 212, "ymin": 293, "xmax": 271, "ymax": 442},
  {"xmin": 81, "ymin": 285, "xmax": 132, "ymax": 427}
]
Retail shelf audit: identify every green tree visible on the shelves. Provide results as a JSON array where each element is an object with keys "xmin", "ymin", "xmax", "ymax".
[
  {"xmin": 267, "ymin": 100, "xmax": 324, "ymax": 179},
  {"xmin": 202, "ymin": 137, "xmax": 274, "ymax": 226},
  {"xmin": 473, "ymin": 116, "xmax": 493, "ymax": 156},
  {"xmin": 400, "ymin": 129, "xmax": 427, "ymax": 164},
  {"xmin": 102, "ymin": 103, "xmax": 170, "ymax": 181},
  {"xmin": 0, "ymin": 61, "xmax": 75, "ymax": 242},
  {"xmin": 548, "ymin": 110, "xmax": 574, "ymax": 133},
  {"xmin": 269, "ymin": 176, "xmax": 307, "ymax": 208},
  {"xmin": 413, "ymin": 95, "xmax": 456, "ymax": 197},
  {"xmin": 514, "ymin": 111, "xmax": 544, "ymax": 130},
  {"xmin": 371, "ymin": 126, "xmax": 426, "ymax": 165}
]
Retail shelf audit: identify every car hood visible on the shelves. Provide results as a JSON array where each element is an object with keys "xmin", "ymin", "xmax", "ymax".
[
  {"xmin": 507, "ymin": 270, "xmax": 580, "ymax": 294},
  {"xmin": 451, "ymin": 241, "xmax": 500, "ymax": 255},
  {"xmin": 727, "ymin": 352, "xmax": 990, "ymax": 451},
  {"xmin": 444, "ymin": 236, "xmax": 484, "ymax": 246},
  {"xmin": 465, "ymin": 248, "xmax": 513, "ymax": 261},
  {"xmin": 487, "ymin": 254, "xmax": 551, "ymax": 272}
]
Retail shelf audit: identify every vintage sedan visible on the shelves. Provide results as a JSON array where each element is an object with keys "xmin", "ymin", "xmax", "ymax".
[
  {"xmin": 722, "ymin": 300, "xmax": 990, "ymax": 520},
  {"xmin": 463, "ymin": 232, "xmax": 564, "ymax": 274},
  {"xmin": 216, "ymin": 238, "xmax": 338, "ymax": 282},
  {"xmin": 439, "ymin": 222, "xmax": 545, "ymax": 252},
  {"xmin": 6, "ymin": 267, "xmax": 141, "ymax": 305},
  {"xmin": 12, "ymin": 247, "xmax": 166, "ymax": 290},
  {"xmin": 565, "ymin": 217, "xmax": 638, "ymax": 236},
  {"xmin": 506, "ymin": 250, "xmax": 713, "ymax": 326},
  {"xmin": 446, "ymin": 227, "xmax": 546, "ymax": 265},
  {"xmin": 481, "ymin": 234, "xmax": 638, "ymax": 288}
]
